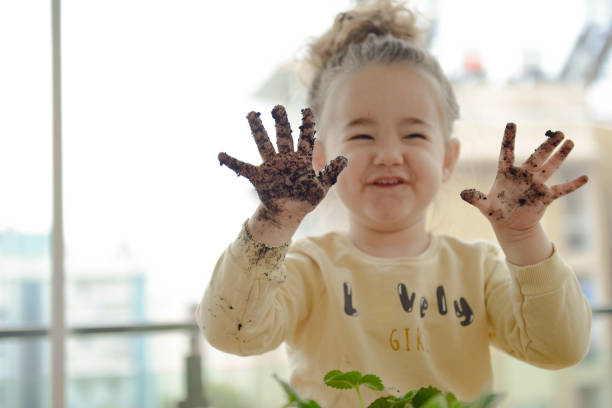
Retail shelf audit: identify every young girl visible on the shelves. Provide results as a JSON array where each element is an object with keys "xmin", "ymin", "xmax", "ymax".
[{"xmin": 196, "ymin": 1, "xmax": 592, "ymax": 406}]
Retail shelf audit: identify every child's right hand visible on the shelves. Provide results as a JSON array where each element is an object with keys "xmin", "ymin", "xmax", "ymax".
[{"xmin": 218, "ymin": 105, "xmax": 347, "ymax": 235}]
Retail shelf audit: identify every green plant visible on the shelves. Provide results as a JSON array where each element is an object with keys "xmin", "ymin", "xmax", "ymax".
[
  {"xmin": 274, "ymin": 370, "xmax": 504, "ymax": 408},
  {"xmin": 273, "ymin": 374, "xmax": 322, "ymax": 408}
]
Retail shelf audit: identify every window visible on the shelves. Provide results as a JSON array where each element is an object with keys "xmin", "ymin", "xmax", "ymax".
[
  {"xmin": 1, "ymin": 2, "xmax": 53, "ymax": 407},
  {"xmin": 2, "ymin": 1, "xmax": 611, "ymax": 408}
]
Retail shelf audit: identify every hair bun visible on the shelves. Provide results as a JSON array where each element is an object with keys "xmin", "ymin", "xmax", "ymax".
[{"xmin": 306, "ymin": 0, "xmax": 425, "ymax": 72}]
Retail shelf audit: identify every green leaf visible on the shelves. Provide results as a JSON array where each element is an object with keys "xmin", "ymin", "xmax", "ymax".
[
  {"xmin": 273, "ymin": 374, "xmax": 322, "ymax": 408},
  {"xmin": 447, "ymin": 398, "xmax": 465, "ymax": 408},
  {"xmin": 369, "ymin": 394, "xmax": 416, "ymax": 408},
  {"xmin": 316, "ymin": 370, "xmax": 502, "ymax": 408},
  {"xmin": 297, "ymin": 400, "xmax": 323, "ymax": 408},
  {"xmin": 401, "ymin": 391, "xmax": 416, "ymax": 401},
  {"xmin": 368, "ymin": 397, "xmax": 394, "ymax": 408},
  {"xmin": 368, "ymin": 396, "xmax": 414, "ymax": 408},
  {"xmin": 444, "ymin": 392, "xmax": 463, "ymax": 408},
  {"xmin": 464, "ymin": 392, "xmax": 505, "ymax": 408},
  {"xmin": 391, "ymin": 399, "xmax": 413, "ymax": 408},
  {"xmin": 361, "ymin": 374, "xmax": 384, "ymax": 392},
  {"xmin": 323, "ymin": 370, "xmax": 344, "ymax": 382},
  {"xmin": 274, "ymin": 374, "xmax": 301, "ymax": 403},
  {"xmin": 324, "ymin": 370, "xmax": 363, "ymax": 390},
  {"xmin": 445, "ymin": 392, "xmax": 458, "ymax": 404},
  {"xmin": 420, "ymin": 393, "xmax": 449, "ymax": 408},
  {"xmin": 411, "ymin": 386, "xmax": 443, "ymax": 407}
]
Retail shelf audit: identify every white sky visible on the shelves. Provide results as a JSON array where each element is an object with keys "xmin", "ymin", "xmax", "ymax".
[
  {"xmin": 432, "ymin": 0, "xmax": 587, "ymax": 80},
  {"xmin": 0, "ymin": 0, "xmax": 600, "ymax": 319}
]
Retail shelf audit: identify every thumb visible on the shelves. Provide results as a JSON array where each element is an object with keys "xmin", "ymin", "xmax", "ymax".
[
  {"xmin": 318, "ymin": 156, "xmax": 348, "ymax": 189},
  {"xmin": 218, "ymin": 152, "xmax": 257, "ymax": 180},
  {"xmin": 460, "ymin": 189, "xmax": 489, "ymax": 212}
]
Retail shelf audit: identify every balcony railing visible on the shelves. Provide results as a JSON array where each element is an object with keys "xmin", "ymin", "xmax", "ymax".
[
  {"xmin": 2, "ymin": 302, "xmax": 611, "ymax": 340},
  {"xmin": 0, "ymin": 304, "xmax": 610, "ymax": 408},
  {"xmin": 0, "ymin": 321, "xmax": 197, "ymax": 339},
  {"xmin": 2, "ymin": 303, "xmax": 610, "ymax": 340},
  {"xmin": 0, "ymin": 321, "xmax": 207, "ymax": 408}
]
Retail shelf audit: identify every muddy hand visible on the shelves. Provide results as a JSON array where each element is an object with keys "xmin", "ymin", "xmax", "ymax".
[
  {"xmin": 460, "ymin": 123, "xmax": 588, "ymax": 231},
  {"xmin": 218, "ymin": 105, "xmax": 347, "ymax": 217}
]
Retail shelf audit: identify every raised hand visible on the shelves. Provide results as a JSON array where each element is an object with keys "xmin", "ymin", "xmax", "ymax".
[
  {"xmin": 460, "ymin": 123, "xmax": 588, "ymax": 232},
  {"xmin": 218, "ymin": 105, "xmax": 347, "ymax": 222}
]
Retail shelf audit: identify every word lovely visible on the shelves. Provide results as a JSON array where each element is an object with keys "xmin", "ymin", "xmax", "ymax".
[{"xmin": 342, "ymin": 282, "xmax": 475, "ymax": 326}]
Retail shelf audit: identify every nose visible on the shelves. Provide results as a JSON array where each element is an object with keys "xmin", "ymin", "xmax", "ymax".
[{"xmin": 373, "ymin": 140, "xmax": 404, "ymax": 166}]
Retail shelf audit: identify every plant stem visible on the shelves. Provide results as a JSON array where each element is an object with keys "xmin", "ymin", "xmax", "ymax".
[{"xmin": 355, "ymin": 386, "xmax": 365, "ymax": 408}]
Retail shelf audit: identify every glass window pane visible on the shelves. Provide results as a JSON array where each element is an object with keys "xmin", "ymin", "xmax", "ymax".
[
  {"xmin": 59, "ymin": 1, "xmax": 353, "ymax": 406},
  {"xmin": 57, "ymin": 1, "xmax": 612, "ymax": 408},
  {"xmin": 65, "ymin": 331, "xmax": 293, "ymax": 408},
  {"xmin": 61, "ymin": 0, "xmax": 255, "ymax": 325},
  {"xmin": 0, "ymin": 338, "xmax": 51, "ymax": 408},
  {"xmin": 64, "ymin": 328, "xmax": 292, "ymax": 406},
  {"xmin": 0, "ymin": 1, "xmax": 52, "ymax": 326},
  {"xmin": 0, "ymin": 2, "xmax": 52, "ymax": 407},
  {"xmin": 59, "ymin": 0, "xmax": 348, "ymax": 325},
  {"xmin": 67, "ymin": 332, "xmax": 187, "ymax": 408}
]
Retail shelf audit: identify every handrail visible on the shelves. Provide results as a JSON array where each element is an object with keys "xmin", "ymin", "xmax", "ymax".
[
  {"xmin": 1, "ymin": 306, "xmax": 611, "ymax": 340},
  {"xmin": 592, "ymin": 305, "xmax": 612, "ymax": 314},
  {"xmin": 0, "ymin": 321, "xmax": 198, "ymax": 339},
  {"xmin": 0, "ymin": 320, "xmax": 208, "ymax": 406}
]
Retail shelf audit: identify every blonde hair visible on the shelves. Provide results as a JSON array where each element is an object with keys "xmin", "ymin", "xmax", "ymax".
[{"xmin": 302, "ymin": 0, "xmax": 459, "ymax": 139}]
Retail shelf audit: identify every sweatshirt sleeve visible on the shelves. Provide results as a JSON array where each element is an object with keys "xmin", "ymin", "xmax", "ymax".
[
  {"xmin": 484, "ymin": 244, "xmax": 592, "ymax": 369},
  {"xmin": 195, "ymin": 221, "xmax": 322, "ymax": 356}
]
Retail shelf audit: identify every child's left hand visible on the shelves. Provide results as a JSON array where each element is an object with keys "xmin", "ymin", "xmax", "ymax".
[{"xmin": 460, "ymin": 123, "xmax": 588, "ymax": 232}]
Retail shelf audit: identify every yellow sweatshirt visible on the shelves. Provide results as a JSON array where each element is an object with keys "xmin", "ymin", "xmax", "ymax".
[{"xmin": 196, "ymin": 223, "xmax": 592, "ymax": 407}]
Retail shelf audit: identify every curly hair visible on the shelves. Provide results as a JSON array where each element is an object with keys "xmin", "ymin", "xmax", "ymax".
[{"xmin": 301, "ymin": 0, "xmax": 459, "ymax": 139}]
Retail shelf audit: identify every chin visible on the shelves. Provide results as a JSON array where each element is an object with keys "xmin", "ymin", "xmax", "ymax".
[
  {"xmin": 370, "ymin": 204, "xmax": 412, "ymax": 220},
  {"xmin": 344, "ymin": 198, "xmax": 423, "ymax": 229},
  {"xmin": 366, "ymin": 212, "xmax": 415, "ymax": 230}
]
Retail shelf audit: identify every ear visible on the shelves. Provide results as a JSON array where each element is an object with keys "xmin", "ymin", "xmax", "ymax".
[
  {"xmin": 442, "ymin": 138, "xmax": 460, "ymax": 182},
  {"xmin": 312, "ymin": 139, "xmax": 327, "ymax": 174}
]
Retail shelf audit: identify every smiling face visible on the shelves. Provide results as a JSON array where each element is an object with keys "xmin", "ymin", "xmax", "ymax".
[{"xmin": 314, "ymin": 63, "xmax": 460, "ymax": 234}]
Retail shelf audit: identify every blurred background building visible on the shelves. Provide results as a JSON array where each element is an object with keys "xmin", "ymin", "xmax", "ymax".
[
  {"xmin": 1, "ymin": 0, "xmax": 612, "ymax": 407},
  {"xmin": 0, "ymin": 231, "xmax": 154, "ymax": 407}
]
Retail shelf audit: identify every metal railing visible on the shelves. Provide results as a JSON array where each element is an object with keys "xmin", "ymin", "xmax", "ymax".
[
  {"xmin": 2, "ymin": 302, "xmax": 610, "ymax": 340},
  {"xmin": 2, "ymin": 304, "xmax": 611, "ymax": 340},
  {"xmin": 0, "ymin": 321, "xmax": 197, "ymax": 339},
  {"xmin": 592, "ymin": 305, "xmax": 612, "ymax": 314},
  {"xmin": 0, "ymin": 304, "xmax": 610, "ymax": 408},
  {"xmin": 0, "ymin": 321, "xmax": 208, "ymax": 408}
]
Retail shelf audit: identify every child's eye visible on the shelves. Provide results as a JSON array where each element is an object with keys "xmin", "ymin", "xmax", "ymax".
[
  {"xmin": 348, "ymin": 134, "xmax": 373, "ymax": 140},
  {"xmin": 404, "ymin": 133, "xmax": 426, "ymax": 140}
]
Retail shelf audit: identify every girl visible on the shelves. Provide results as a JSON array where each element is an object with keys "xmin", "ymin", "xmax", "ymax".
[{"xmin": 197, "ymin": 1, "xmax": 591, "ymax": 406}]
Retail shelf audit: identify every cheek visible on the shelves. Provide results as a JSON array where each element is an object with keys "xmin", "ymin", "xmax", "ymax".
[
  {"xmin": 340, "ymin": 149, "xmax": 368, "ymax": 174},
  {"xmin": 409, "ymin": 150, "xmax": 445, "ymax": 180},
  {"xmin": 334, "ymin": 152, "xmax": 366, "ymax": 194},
  {"xmin": 335, "ymin": 157, "xmax": 359, "ymax": 189}
]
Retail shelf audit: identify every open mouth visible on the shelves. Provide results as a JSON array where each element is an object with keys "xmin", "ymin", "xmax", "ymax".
[{"xmin": 371, "ymin": 178, "xmax": 405, "ymax": 186}]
